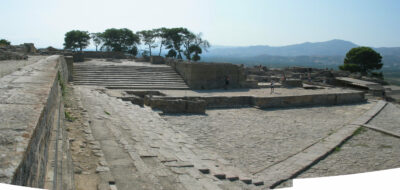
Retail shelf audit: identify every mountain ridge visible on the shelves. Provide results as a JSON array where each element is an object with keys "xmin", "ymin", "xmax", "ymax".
[{"xmin": 202, "ymin": 39, "xmax": 400, "ymax": 70}]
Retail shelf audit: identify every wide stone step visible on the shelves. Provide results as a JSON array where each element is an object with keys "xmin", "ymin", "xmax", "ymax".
[
  {"xmin": 74, "ymin": 79, "xmax": 185, "ymax": 82},
  {"xmin": 74, "ymin": 80, "xmax": 186, "ymax": 83},
  {"xmin": 74, "ymin": 83, "xmax": 188, "ymax": 86},
  {"xmin": 105, "ymin": 86, "xmax": 190, "ymax": 90},
  {"xmin": 74, "ymin": 75, "xmax": 181, "ymax": 78},
  {"xmin": 73, "ymin": 75, "xmax": 184, "ymax": 78},
  {"xmin": 73, "ymin": 64, "xmax": 189, "ymax": 89},
  {"xmin": 73, "ymin": 67, "xmax": 177, "ymax": 71},
  {"xmin": 74, "ymin": 71, "xmax": 179, "ymax": 74}
]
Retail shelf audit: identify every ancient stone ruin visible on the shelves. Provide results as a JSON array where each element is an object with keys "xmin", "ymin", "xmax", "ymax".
[{"xmin": 1, "ymin": 53, "xmax": 400, "ymax": 190}]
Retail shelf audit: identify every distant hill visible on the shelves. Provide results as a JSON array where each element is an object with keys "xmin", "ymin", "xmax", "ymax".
[
  {"xmin": 205, "ymin": 39, "xmax": 358, "ymax": 57},
  {"xmin": 202, "ymin": 39, "xmax": 400, "ymax": 71}
]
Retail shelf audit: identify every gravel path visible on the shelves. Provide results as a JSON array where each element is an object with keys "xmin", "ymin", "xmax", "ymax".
[
  {"xmin": 162, "ymin": 103, "xmax": 374, "ymax": 175},
  {"xmin": 0, "ymin": 56, "xmax": 44, "ymax": 78}
]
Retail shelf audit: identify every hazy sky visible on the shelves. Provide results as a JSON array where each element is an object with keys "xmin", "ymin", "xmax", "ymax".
[{"xmin": 1, "ymin": 0, "xmax": 399, "ymax": 48}]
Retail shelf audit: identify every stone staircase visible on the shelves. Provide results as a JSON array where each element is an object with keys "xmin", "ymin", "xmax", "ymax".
[{"xmin": 73, "ymin": 65, "xmax": 189, "ymax": 90}]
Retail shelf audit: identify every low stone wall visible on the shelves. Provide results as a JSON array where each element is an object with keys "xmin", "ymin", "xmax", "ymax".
[
  {"xmin": 282, "ymin": 79, "xmax": 303, "ymax": 87},
  {"xmin": 166, "ymin": 59, "xmax": 247, "ymax": 90},
  {"xmin": 254, "ymin": 92, "xmax": 365, "ymax": 109},
  {"xmin": 132, "ymin": 91, "xmax": 365, "ymax": 113},
  {"xmin": 0, "ymin": 56, "xmax": 73, "ymax": 189},
  {"xmin": 144, "ymin": 97, "xmax": 206, "ymax": 114},
  {"xmin": 150, "ymin": 56, "xmax": 165, "ymax": 64}
]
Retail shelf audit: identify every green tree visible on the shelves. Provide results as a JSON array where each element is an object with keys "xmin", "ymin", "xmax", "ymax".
[
  {"xmin": 63, "ymin": 30, "xmax": 91, "ymax": 52},
  {"xmin": 163, "ymin": 27, "xmax": 190, "ymax": 59},
  {"xmin": 91, "ymin": 32, "xmax": 102, "ymax": 51},
  {"xmin": 137, "ymin": 30, "xmax": 158, "ymax": 56},
  {"xmin": 339, "ymin": 47, "xmax": 383, "ymax": 75},
  {"xmin": 165, "ymin": 49, "xmax": 177, "ymax": 58},
  {"xmin": 154, "ymin": 27, "xmax": 169, "ymax": 56},
  {"xmin": 101, "ymin": 28, "xmax": 140, "ymax": 53},
  {"xmin": 183, "ymin": 33, "xmax": 210, "ymax": 61},
  {"xmin": 0, "ymin": 39, "xmax": 11, "ymax": 46}
]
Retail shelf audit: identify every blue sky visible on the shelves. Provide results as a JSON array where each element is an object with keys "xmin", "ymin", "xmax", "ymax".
[{"xmin": 1, "ymin": 0, "xmax": 399, "ymax": 48}]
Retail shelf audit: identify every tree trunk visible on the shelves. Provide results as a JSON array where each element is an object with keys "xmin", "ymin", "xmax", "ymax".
[
  {"xmin": 149, "ymin": 44, "xmax": 152, "ymax": 56},
  {"xmin": 159, "ymin": 44, "xmax": 163, "ymax": 56},
  {"xmin": 177, "ymin": 51, "xmax": 182, "ymax": 59}
]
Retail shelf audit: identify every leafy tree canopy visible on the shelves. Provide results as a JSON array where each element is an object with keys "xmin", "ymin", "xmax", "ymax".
[
  {"xmin": 63, "ymin": 30, "xmax": 91, "ymax": 52},
  {"xmin": 161, "ymin": 28, "xmax": 210, "ymax": 61},
  {"xmin": 0, "ymin": 39, "xmax": 11, "ymax": 46},
  {"xmin": 339, "ymin": 47, "xmax": 383, "ymax": 75},
  {"xmin": 91, "ymin": 33, "xmax": 102, "ymax": 51},
  {"xmin": 101, "ymin": 28, "xmax": 140, "ymax": 53},
  {"xmin": 137, "ymin": 30, "xmax": 157, "ymax": 56}
]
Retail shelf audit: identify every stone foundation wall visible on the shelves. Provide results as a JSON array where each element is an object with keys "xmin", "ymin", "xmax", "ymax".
[
  {"xmin": 132, "ymin": 91, "xmax": 365, "ymax": 114},
  {"xmin": 166, "ymin": 59, "xmax": 247, "ymax": 89},
  {"xmin": 150, "ymin": 56, "xmax": 165, "ymax": 64},
  {"xmin": 144, "ymin": 97, "xmax": 206, "ymax": 114},
  {"xmin": 0, "ymin": 56, "xmax": 73, "ymax": 189},
  {"xmin": 254, "ymin": 92, "xmax": 365, "ymax": 108}
]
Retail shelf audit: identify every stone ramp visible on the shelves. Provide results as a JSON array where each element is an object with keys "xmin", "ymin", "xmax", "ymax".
[
  {"xmin": 73, "ymin": 65, "xmax": 190, "ymax": 90},
  {"xmin": 77, "ymin": 87, "xmax": 254, "ymax": 190}
]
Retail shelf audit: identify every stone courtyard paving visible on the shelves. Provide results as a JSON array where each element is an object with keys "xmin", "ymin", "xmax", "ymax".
[
  {"xmin": 162, "ymin": 103, "xmax": 374, "ymax": 175},
  {"xmin": 0, "ymin": 56, "xmax": 44, "ymax": 78}
]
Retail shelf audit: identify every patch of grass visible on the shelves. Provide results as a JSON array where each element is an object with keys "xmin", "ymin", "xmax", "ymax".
[
  {"xmin": 334, "ymin": 147, "xmax": 341, "ymax": 153},
  {"xmin": 65, "ymin": 111, "xmax": 75, "ymax": 122},
  {"xmin": 104, "ymin": 111, "xmax": 110, "ymax": 115},
  {"xmin": 57, "ymin": 71, "xmax": 66, "ymax": 96},
  {"xmin": 353, "ymin": 127, "xmax": 366, "ymax": 136},
  {"xmin": 379, "ymin": 144, "xmax": 392, "ymax": 149}
]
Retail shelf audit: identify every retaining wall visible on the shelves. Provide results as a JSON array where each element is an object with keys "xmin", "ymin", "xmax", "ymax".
[{"xmin": 0, "ymin": 55, "xmax": 73, "ymax": 189}]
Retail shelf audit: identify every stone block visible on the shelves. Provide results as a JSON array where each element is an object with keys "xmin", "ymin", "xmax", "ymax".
[
  {"xmin": 282, "ymin": 79, "xmax": 303, "ymax": 88},
  {"xmin": 150, "ymin": 56, "xmax": 165, "ymax": 64},
  {"xmin": 186, "ymin": 100, "xmax": 206, "ymax": 114},
  {"xmin": 65, "ymin": 56, "xmax": 73, "ymax": 82},
  {"xmin": 336, "ymin": 92, "xmax": 365, "ymax": 104},
  {"xmin": 72, "ymin": 52, "xmax": 84, "ymax": 62}
]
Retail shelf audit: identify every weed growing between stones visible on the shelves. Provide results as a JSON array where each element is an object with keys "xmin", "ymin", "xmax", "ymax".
[
  {"xmin": 65, "ymin": 111, "xmax": 75, "ymax": 122},
  {"xmin": 353, "ymin": 127, "xmax": 366, "ymax": 136},
  {"xmin": 104, "ymin": 111, "xmax": 110, "ymax": 115},
  {"xmin": 57, "ymin": 71, "xmax": 66, "ymax": 96},
  {"xmin": 379, "ymin": 144, "xmax": 392, "ymax": 149}
]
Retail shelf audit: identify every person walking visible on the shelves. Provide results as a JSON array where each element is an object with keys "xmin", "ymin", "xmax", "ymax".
[
  {"xmin": 270, "ymin": 80, "xmax": 275, "ymax": 94},
  {"xmin": 224, "ymin": 76, "xmax": 230, "ymax": 90}
]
